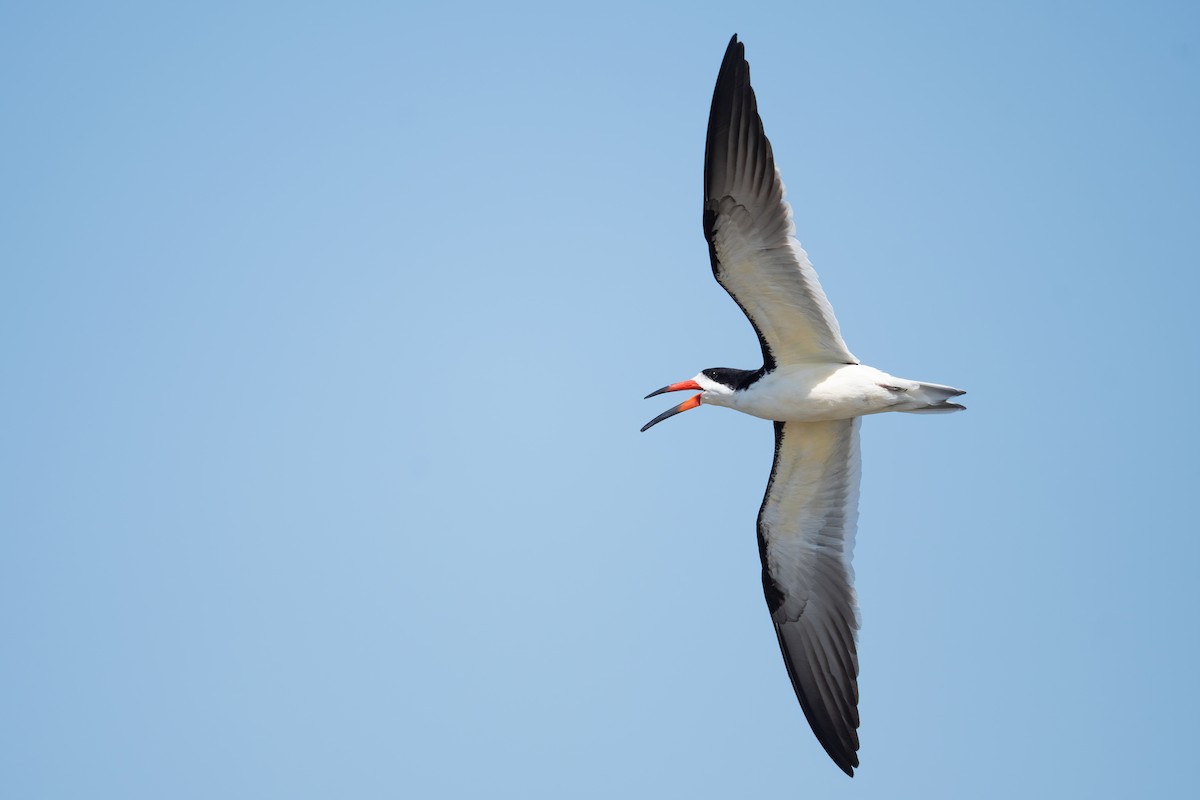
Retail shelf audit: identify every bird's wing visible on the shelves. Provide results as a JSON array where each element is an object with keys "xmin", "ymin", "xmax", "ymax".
[
  {"xmin": 758, "ymin": 418, "xmax": 862, "ymax": 776},
  {"xmin": 704, "ymin": 35, "xmax": 857, "ymax": 371}
]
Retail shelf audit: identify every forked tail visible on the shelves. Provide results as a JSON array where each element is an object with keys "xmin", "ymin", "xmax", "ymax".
[{"xmin": 901, "ymin": 381, "xmax": 967, "ymax": 414}]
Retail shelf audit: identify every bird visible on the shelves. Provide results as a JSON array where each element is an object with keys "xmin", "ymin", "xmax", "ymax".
[{"xmin": 641, "ymin": 34, "xmax": 965, "ymax": 777}]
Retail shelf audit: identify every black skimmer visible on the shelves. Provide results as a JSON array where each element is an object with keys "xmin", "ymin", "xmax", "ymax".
[{"xmin": 641, "ymin": 35, "xmax": 965, "ymax": 776}]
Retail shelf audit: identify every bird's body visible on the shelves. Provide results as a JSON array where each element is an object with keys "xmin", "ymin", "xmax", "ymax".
[
  {"xmin": 642, "ymin": 35, "xmax": 964, "ymax": 777},
  {"xmin": 693, "ymin": 364, "xmax": 965, "ymax": 422}
]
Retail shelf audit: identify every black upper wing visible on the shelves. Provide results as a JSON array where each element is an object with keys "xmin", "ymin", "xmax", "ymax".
[{"xmin": 703, "ymin": 35, "xmax": 858, "ymax": 370}]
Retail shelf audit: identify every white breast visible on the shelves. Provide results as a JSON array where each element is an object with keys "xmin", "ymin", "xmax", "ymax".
[{"xmin": 729, "ymin": 364, "xmax": 900, "ymax": 422}]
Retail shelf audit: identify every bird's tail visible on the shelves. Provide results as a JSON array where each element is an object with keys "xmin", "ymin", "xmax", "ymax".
[{"xmin": 900, "ymin": 381, "xmax": 966, "ymax": 413}]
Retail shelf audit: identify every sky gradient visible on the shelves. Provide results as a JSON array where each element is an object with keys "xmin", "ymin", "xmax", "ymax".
[{"xmin": 3, "ymin": 2, "xmax": 1199, "ymax": 797}]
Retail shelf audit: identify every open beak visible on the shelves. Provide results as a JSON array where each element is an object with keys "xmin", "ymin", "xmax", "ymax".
[{"xmin": 641, "ymin": 380, "xmax": 703, "ymax": 432}]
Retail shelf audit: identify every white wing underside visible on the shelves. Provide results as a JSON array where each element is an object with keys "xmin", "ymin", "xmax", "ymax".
[
  {"xmin": 703, "ymin": 36, "xmax": 857, "ymax": 368},
  {"xmin": 709, "ymin": 182, "xmax": 858, "ymax": 366},
  {"xmin": 760, "ymin": 418, "xmax": 862, "ymax": 772}
]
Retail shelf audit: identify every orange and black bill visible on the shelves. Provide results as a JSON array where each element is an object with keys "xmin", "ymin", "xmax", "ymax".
[{"xmin": 641, "ymin": 380, "xmax": 703, "ymax": 432}]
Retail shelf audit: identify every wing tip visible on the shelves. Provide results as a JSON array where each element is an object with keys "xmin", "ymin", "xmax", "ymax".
[
  {"xmin": 773, "ymin": 621, "xmax": 862, "ymax": 778},
  {"xmin": 811, "ymin": 706, "xmax": 861, "ymax": 777},
  {"xmin": 723, "ymin": 33, "xmax": 742, "ymax": 60}
]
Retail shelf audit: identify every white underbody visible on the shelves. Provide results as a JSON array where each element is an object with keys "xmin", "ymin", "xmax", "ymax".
[{"xmin": 696, "ymin": 364, "xmax": 963, "ymax": 422}]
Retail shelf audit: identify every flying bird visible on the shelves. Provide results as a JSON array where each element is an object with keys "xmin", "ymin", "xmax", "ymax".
[{"xmin": 641, "ymin": 35, "xmax": 965, "ymax": 777}]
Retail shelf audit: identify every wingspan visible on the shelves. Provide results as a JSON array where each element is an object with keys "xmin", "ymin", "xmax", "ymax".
[
  {"xmin": 758, "ymin": 419, "xmax": 862, "ymax": 775},
  {"xmin": 704, "ymin": 35, "xmax": 858, "ymax": 369}
]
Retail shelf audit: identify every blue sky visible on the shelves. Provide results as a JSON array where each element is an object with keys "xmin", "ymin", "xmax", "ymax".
[{"xmin": 3, "ymin": 1, "xmax": 1199, "ymax": 797}]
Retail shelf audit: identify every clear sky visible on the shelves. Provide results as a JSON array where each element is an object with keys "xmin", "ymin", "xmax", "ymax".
[{"xmin": 3, "ymin": 1, "xmax": 1199, "ymax": 797}]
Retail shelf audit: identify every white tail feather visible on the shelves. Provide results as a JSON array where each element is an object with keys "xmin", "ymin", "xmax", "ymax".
[{"xmin": 901, "ymin": 381, "xmax": 966, "ymax": 413}]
